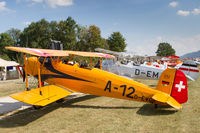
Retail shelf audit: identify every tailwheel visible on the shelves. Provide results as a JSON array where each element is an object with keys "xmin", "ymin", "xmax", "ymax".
[
  {"xmin": 56, "ymin": 98, "xmax": 66, "ymax": 103},
  {"xmin": 33, "ymin": 105, "xmax": 43, "ymax": 110}
]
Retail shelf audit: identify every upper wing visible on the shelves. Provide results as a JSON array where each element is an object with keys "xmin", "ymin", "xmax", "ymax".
[
  {"xmin": 5, "ymin": 47, "xmax": 69, "ymax": 57},
  {"xmin": 66, "ymin": 51, "xmax": 115, "ymax": 58},
  {"xmin": 5, "ymin": 47, "xmax": 114, "ymax": 58}
]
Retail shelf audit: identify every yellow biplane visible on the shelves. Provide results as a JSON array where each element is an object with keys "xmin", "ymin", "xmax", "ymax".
[{"xmin": 6, "ymin": 46, "xmax": 188, "ymax": 110}]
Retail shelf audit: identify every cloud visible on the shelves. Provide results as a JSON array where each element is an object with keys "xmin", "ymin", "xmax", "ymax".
[
  {"xmin": 16, "ymin": 0, "xmax": 21, "ymax": 3},
  {"xmin": 126, "ymin": 35, "xmax": 200, "ymax": 56},
  {"xmin": 17, "ymin": 0, "xmax": 43, "ymax": 3},
  {"xmin": 177, "ymin": 10, "xmax": 190, "ymax": 16},
  {"xmin": 23, "ymin": 21, "xmax": 31, "ymax": 26},
  {"xmin": 32, "ymin": 0, "xmax": 43, "ymax": 2},
  {"xmin": 168, "ymin": 35, "xmax": 200, "ymax": 56},
  {"xmin": 16, "ymin": 0, "xmax": 73, "ymax": 8},
  {"xmin": 0, "ymin": 1, "xmax": 12, "ymax": 12},
  {"xmin": 126, "ymin": 37, "xmax": 162, "ymax": 56},
  {"xmin": 192, "ymin": 8, "xmax": 200, "ymax": 15},
  {"xmin": 113, "ymin": 22, "xmax": 118, "ymax": 26},
  {"xmin": 45, "ymin": 0, "xmax": 73, "ymax": 8},
  {"xmin": 16, "ymin": 0, "xmax": 43, "ymax": 7},
  {"xmin": 169, "ymin": 1, "xmax": 178, "ymax": 7}
]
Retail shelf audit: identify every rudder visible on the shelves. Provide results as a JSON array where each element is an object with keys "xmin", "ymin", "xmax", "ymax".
[{"xmin": 157, "ymin": 68, "xmax": 188, "ymax": 104}]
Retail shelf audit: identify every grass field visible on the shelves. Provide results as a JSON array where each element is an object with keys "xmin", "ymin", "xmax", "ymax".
[
  {"xmin": 0, "ymin": 79, "xmax": 25, "ymax": 97},
  {"xmin": 0, "ymin": 76, "xmax": 200, "ymax": 133}
]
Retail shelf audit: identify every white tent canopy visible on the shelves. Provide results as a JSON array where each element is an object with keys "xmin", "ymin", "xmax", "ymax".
[
  {"xmin": 0, "ymin": 58, "xmax": 19, "ymax": 80},
  {"xmin": 0, "ymin": 58, "xmax": 19, "ymax": 67}
]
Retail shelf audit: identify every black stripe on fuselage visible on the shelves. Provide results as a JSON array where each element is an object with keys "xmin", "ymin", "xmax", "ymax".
[
  {"xmin": 182, "ymin": 63, "xmax": 197, "ymax": 67},
  {"xmin": 38, "ymin": 59, "xmax": 93, "ymax": 83}
]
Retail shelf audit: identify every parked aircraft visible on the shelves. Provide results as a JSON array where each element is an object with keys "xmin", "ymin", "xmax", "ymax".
[
  {"xmin": 95, "ymin": 48, "xmax": 199, "ymax": 81},
  {"xmin": 102, "ymin": 59, "xmax": 199, "ymax": 81},
  {"xmin": 5, "ymin": 47, "xmax": 188, "ymax": 110}
]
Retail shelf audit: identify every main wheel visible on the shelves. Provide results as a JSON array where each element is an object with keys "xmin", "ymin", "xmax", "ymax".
[
  {"xmin": 33, "ymin": 105, "xmax": 43, "ymax": 110},
  {"xmin": 56, "ymin": 98, "xmax": 66, "ymax": 103}
]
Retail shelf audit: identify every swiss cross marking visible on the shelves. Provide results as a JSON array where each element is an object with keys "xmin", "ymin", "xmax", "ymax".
[{"xmin": 175, "ymin": 81, "xmax": 185, "ymax": 92}]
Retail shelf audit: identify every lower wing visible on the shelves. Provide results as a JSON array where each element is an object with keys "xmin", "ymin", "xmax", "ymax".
[{"xmin": 10, "ymin": 85, "xmax": 75, "ymax": 106}]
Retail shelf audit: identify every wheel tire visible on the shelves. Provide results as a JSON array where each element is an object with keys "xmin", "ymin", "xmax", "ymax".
[
  {"xmin": 56, "ymin": 98, "xmax": 66, "ymax": 103},
  {"xmin": 33, "ymin": 105, "xmax": 43, "ymax": 110}
]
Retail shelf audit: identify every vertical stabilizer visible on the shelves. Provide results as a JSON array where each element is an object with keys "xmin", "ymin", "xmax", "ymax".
[
  {"xmin": 157, "ymin": 68, "xmax": 188, "ymax": 104},
  {"xmin": 171, "ymin": 69, "xmax": 188, "ymax": 103}
]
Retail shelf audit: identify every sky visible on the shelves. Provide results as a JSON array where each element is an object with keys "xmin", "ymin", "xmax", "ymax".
[{"xmin": 0, "ymin": 0, "xmax": 200, "ymax": 56}]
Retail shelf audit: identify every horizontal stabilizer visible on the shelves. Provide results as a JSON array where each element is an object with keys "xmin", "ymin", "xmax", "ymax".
[
  {"xmin": 152, "ymin": 93, "xmax": 182, "ymax": 110},
  {"xmin": 10, "ymin": 85, "xmax": 73, "ymax": 106}
]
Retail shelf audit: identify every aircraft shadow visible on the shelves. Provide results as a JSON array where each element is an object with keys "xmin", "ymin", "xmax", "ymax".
[
  {"xmin": 149, "ymin": 85, "xmax": 157, "ymax": 88},
  {"xmin": 0, "ymin": 95, "xmax": 175, "ymax": 128},
  {"xmin": 0, "ymin": 95, "xmax": 138, "ymax": 128},
  {"xmin": 0, "ymin": 95, "xmax": 98, "ymax": 128},
  {"xmin": 0, "ymin": 102, "xmax": 30, "ymax": 115},
  {"xmin": 64, "ymin": 104, "xmax": 138, "ymax": 110},
  {"xmin": 136, "ymin": 104, "xmax": 177, "ymax": 116}
]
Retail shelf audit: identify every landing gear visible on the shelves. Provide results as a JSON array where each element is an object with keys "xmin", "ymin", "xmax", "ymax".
[
  {"xmin": 33, "ymin": 105, "xmax": 43, "ymax": 110},
  {"xmin": 56, "ymin": 98, "xmax": 66, "ymax": 103}
]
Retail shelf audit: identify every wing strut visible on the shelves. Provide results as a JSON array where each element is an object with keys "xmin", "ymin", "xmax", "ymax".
[
  {"xmin": 37, "ymin": 57, "xmax": 42, "ymax": 95},
  {"xmin": 24, "ymin": 54, "xmax": 29, "ymax": 91},
  {"xmin": 90, "ymin": 57, "xmax": 93, "ymax": 68},
  {"xmin": 100, "ymin": 58, "xmax": 102, "ymax": 70},
  {"xmin": 67, "ymin": 55, "xmax": 74, "ymax": 64}
]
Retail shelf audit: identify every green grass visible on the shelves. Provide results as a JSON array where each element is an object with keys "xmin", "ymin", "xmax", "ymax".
[
  {"xmin": 0, "ymin": 79, "xmax": 25, "ymax": 97},
  {"xmin": 0, "ymin": 77, "xmax": 38, "ymax": 97},
  {"xmin": 0, "ymin": 77, "xmax": 200, "ymax": 133}
]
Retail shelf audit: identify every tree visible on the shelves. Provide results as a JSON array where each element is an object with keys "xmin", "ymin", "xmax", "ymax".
[
  {"xmin": 101, "ymin": 38, "xmax": 109, "ymax": 50},
  {"xmin": 87, "ymin": 25, "xmax": 104, "ymax": 51},
  {"xmin": 48, "ymin": 21, "xmax": 58, "ymax": 40},
  {"xmin": 76, "ymin": 25, "xmax": 106, "ymax": 51},
  {"xmin": 107, "ymin": 32, "xmax": 127, "ymax": 52},
  {"xmin": 20, "ymin": 19, "xmax": 53, "ymax": 48},
  {"xmin": 76, "ymin": 25, "xmax": 89, "ymax": 51},
  {"xmin": 7, "ymin": 28, "xmax": 21, "ymax": 45},
  {"xmin": 55, "ymin": 16, "xmax": 78, "ymax": 50},
  {"xmin": 156, "ymin": 42, "xmax": 176, "ymax": 56},
  {"xmin": 0, "ymin": 33, "xmax": 14, "ymax": 60}
]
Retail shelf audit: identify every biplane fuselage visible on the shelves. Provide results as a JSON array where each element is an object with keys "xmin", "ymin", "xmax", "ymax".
[{"xmin": 27, "ymin": 57, "xmax": 161, "ymax": 104}]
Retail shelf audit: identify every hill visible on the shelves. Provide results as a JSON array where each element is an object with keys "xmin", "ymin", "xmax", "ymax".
[{"xmin": 181, "ymin": 50, "xmax": 200, "ymax": 58}]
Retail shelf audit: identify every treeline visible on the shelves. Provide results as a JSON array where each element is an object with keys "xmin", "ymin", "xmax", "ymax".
[{"xmin": 0, "ymin": 16, "xmax": 127, "ymax": 62}]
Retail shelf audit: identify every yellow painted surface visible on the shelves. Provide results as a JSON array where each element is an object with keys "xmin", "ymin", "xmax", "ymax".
[
  {"xmin": 5, "ymin": 47, "xmax": 115, "ymax": 58},
  {"xmin": 17, "ymin": 56, "xmax": 181, "ymax": 109},
  {"xmin": 5, "ymin": 47, "xmax": 69, "ymax": 57},
  {"xmin": 10, "ymin": 85, "xmax": 72, "ymax": 106},
  {"xmin": 156, "ymin": 68, "xmax": 176, "ymax": 94},
  {"xmin": 152, "ymin": 93, "xmax": 182, "ymax": 109},
  {"xmin": 166, "ymin": 97, "xmax": 182, "ymax": 110},
  {"xmin": 5, "ymin": 46, "xmax": 182, "ymax": 109}
]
